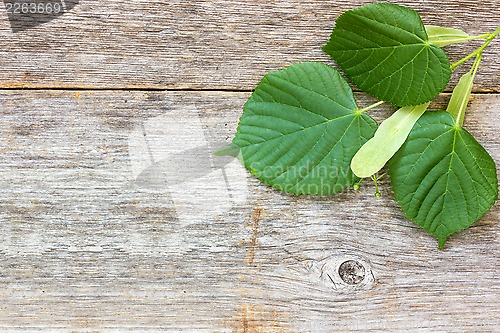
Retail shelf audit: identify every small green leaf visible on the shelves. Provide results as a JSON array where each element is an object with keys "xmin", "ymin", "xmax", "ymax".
[
  {"xmin": 323, "ymin": 3, "xmax": 451, "ymax": 106},
  {"xmin": 425, "ymin": 25, "xmax": 474, "ymax": 47},
  {"xmin": 351, "ymin": 103, "xmax": 430, "ymax": 178},
  {"xmin": 232, "ymin": 62, "xmax": 378, "ymax": 195},
  {"xmin": 389, "ymin": 111, "xmax": 498, "ymax": 249}
]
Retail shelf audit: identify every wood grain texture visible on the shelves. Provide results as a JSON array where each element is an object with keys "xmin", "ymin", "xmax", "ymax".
[
  {"xmin": 1, "ymin": 90, "xmax": 499, "ymax": 332},
  {"xmin": 0, "ymin": 0, "xmax": 499, "ymax": 91},
  {"xmin": 1, "ymin": 0, "xmax": 500, "ymax": 331}
]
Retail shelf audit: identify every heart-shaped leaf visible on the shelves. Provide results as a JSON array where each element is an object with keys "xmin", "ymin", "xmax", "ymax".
[
  {"xmin": 231, "ymin": 62, "xmax": 378, "ymax": 195},
  {"xmin": 389, "ymin": 111, "xmax": 498, "ymax": 248},
  {"xmin": 323, "ymin": 3, "xmax": 451, "ymax": 106}
]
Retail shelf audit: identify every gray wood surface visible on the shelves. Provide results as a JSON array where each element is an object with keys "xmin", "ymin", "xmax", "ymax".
[
  {"xmin": 0, "ymin": 91, "xmax": 499, "ymax": 332},
  {"xmin": 1, "ymin": 0, "xmax": 500, "ymax": 332},
  {"xmin": 0, "ymin": 0, "xmax": 499, "ymax": 91}
]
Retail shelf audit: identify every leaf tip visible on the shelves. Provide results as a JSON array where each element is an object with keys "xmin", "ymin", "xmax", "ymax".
[{"xmin": 435, "ymin": 225, "xmax": 450, "ymax": 250}]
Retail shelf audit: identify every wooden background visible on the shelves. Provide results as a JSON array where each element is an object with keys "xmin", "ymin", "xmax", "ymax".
[{"xmin": 1, "ymin": 1, "xmax": 499, "ymax": 332}]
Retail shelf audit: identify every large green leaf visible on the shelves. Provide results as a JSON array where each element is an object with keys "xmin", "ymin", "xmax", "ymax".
[
  {"xmin": 323, "ymin": 3, "xmax": 451, "ymax": 106},
  {"xmin": 389, "ymin": 111, "xmax": 498, "ymax": 248},
  {"xmin": 231, "ymin": 62, "xmax": 378, "ymax": 195}
]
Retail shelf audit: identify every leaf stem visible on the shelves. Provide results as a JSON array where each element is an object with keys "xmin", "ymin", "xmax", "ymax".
[
  {"xmin": 442, "ymin": 33, "xmax": 490, "ymax": 46},
  {"xmin": 371, "ymin": 173, "xmax": 384, "ymax": 197},
  {"xmin": 450, "ymin": 52, "xmax": 477, "ymax": 70},
  {"xmin": 475, "ymin": 25, "xmax": 500, "ymax": 54},
  {"xmin": 477, "ymin": 33, "xmax": 493, "ymax": 39},
  {"xmin": 353, "ymin": 178, "xmax": 363, "ymax": 190},
  {"xmin": 449, "ymin": 25, "xmax": 499, "ymax": 126},
  {"xmin": 451, "ymin": 25, "xmax": 500, "ymax": 70},
  {"xmin": 357, "ymin": 100, "xmax": 385, "ymax": 114}
]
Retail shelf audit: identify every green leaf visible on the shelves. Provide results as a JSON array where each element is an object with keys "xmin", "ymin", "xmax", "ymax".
[
  {"xmin": 351, "ymin": 102, "xmax": 430, "ymax": 178},
  {"xmin": 425, "ymin": 25, "xmax": 474, "ymax": 47},
  {"xmin": 232, "ymin": 62, "xmax": 378, "ymax": 195},
  {"xmin": 389, "ymin": 111, "xmax": 498, "ymax": 248},
  {"xmin": 323, "ymin": 3, "xmax": 451, "ymax": 106}
]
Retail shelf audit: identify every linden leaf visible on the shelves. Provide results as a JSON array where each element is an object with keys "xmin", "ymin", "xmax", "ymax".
[
  {"xmin": 389, "ymin": 111, "xmax": 498, "ymax": 249},
  {"xmin": 230, "ymin": 62, "xmax": 377, "ymax": 195},
  {"xmin": 323, "ymin": 3, "xmax": 451, "ymax": 106}
]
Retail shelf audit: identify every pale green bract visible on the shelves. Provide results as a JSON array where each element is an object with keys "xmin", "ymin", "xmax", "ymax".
[
  {"xmin": 228, "ymin": 62, "xmax": 378, "ymax": 195},
  {"xmin": 446, "ymin": 54, "xmax": 482, "ymax": 127},
  {"xmin": 351, "ymin": 103, "xmax": 430, "ymax": 178},
  {"xmin": 425, "ymin": 25, "xmax": 480, "ymax": 47},
  {"xmin": 323, "ymin": 3, "xmax": 451, "ymax": 106},
  {"xmin": 389, "ymin": 111, "xmax": 498, "ymax": 249},
  {"xmin": 446, "ymin": 70, "xmax": 473, "ymax": 126}
]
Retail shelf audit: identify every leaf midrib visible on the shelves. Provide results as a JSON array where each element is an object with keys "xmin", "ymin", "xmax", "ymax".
[
  {"xmin": 404, "ymin": 127, "xmax": 488, "ymax": 231},
  {"xmin": 428, "ymin": 128, "xmax": 458, "ymax": 232},
  {"xmin": 271, "ymin": 116, "xmax": 361, "ymax": 190},
  {"xmin": 350, "ymin": 10, "xmax": 425, "ymax": 44},
  {"xmin": 399, "ymin": 125, "xmax": 453, "ymax": 187},
  {"xmin": 263, "ymin": 72, "xmax": 356, "ymax": 112},
  {"xmin": 331, "ymin": 38, "xmax": 426, "ymax": 51},
  {"xmin": 239, "ymin": 111, "xmax": 357, "ymax": 148}
]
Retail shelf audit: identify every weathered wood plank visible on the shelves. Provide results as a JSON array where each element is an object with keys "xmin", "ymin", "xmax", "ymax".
[
  {"xmin": 0, "ymin": 90, "xmax": 499, "ymax": 332},
  {"xmin": 0, "ymin": 0, "xmax": 499, "ymax": 91}
]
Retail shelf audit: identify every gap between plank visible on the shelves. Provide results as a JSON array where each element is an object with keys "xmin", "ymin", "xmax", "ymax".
[{"xmin": 0, "ymin": 87, "xmax": 499, "ymax": 94}]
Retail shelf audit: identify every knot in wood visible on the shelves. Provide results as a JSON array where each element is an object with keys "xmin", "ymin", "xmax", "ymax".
[
  {"xmin": 338, "ymin": 260, "xmax": 365, "ymax": 285},
  {"xmin": 305, "ymin": 254, "xmax": 375, "ymax": 291}
]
